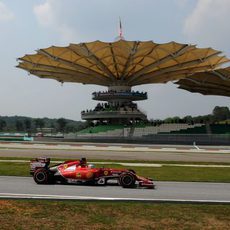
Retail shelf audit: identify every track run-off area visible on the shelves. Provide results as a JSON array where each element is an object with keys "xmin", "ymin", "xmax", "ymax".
[
  {"xmin": 0, "ymin": 141, "xmax": 230, "ymax": 203},
  {"xmin": 0, "ymin": 141, "xmax": 230, "ymax": 162}
]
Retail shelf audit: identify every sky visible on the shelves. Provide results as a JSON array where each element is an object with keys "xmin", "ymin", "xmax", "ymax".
[{"xmin": 0, "ymin": 0, "xmax": 229, "ymax": 121}]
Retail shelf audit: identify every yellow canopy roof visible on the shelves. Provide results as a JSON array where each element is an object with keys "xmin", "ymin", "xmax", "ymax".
[
  {"xmin": 17, "ymin": 39, "xmax": 229, "ymax": 87},
  {"xmin": 175, "ymin": 67, "xmax": 230, "ymax": 97}
]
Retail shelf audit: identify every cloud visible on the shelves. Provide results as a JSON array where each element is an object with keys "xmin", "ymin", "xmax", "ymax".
[
  {"xmin": 0, "ymin": 1, "xmax": 14, "ymax": 22},
  {"xmin": 34, "ymin": 0, "xmax": 77, "ymax": 42},
  {"xmin": 34, "ymin": 0, "xmax": 189, "ymax": 44},
  {"xmin": 183, "ymin": 0, "xmax": 230, "ymax": 53},
  {"xmin": 33, "ymin": 0, "xmax": 55, "ymax": 27}
]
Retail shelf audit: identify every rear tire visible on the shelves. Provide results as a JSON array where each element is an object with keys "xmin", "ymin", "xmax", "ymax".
[
  {"xmin": 33, "ymin": 168, "xmax": 50, "ymax": 184},
  {"xmin": 119, "ymin": 173, "xmax": 136, "ymax": 188}
]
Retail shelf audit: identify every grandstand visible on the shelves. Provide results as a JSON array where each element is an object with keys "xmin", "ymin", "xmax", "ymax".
[
  {"xmin": 74, "ymin": 123, "xmax": 230, "ymax": 138},
  {"xmin": 76, "ymin": 123, "xmax": 198, "ymax": 137},
  {"xmin": 170, "ymin": 124, "xmax": 230, "ymax": 135},
  {"xmin": 133, "ymin": 123, "xmax": 204, "ymax": 136},
  {"xmin": 208, "ymin": 124, "xmax": 230, "ymax": 134}
]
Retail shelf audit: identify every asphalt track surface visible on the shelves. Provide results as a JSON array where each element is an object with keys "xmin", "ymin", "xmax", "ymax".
[
  {"xmin": 0, "ymin": 142, "xmax": 230, "ymax": 162},
  {"xmin": 1, "ymin": 176, "xmax": 230, "ymax": 203}
]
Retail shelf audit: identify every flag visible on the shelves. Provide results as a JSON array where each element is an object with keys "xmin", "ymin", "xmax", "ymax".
[{"xmin": 119, "ymin": 17, "xmax": 123, "ymax": 38}]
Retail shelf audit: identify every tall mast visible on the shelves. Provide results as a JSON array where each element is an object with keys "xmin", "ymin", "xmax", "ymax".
[{"xmin": 119, "ymin": 17, "xmax": 123, "ymax": 39}]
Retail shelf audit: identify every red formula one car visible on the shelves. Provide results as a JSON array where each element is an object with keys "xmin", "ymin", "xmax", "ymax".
[{"xmin": 30, "ymin": 157, "xmax": 155, "ymax": 189}]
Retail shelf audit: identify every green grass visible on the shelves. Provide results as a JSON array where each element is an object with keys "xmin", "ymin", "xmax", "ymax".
[
  {"xmin": 1, "ymin": 156, "xmax": 230, "ymax": 165},
  {"xmin": 0, "ymin": 162, "xmax": 30, "ymax": 176},
  {"xmin": 1, "ymin": 158, "xmax": 230, "ymax": 182},
  {"xmin": 0, "ymin": 200, "xmax": 230, "ymax": 230}
]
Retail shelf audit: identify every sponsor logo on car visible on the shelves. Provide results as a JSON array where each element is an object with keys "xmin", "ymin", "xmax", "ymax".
[
  {"xmin": 86, "ymin": 172, "xmax": 93, "ymax": 179},
  {"xmin": 76, "ymin": 173, "xmax": 81, "ymax": 178},
  {"xmin": 64, "ymin": 165, "xmax": 76, "ymax": 171}
]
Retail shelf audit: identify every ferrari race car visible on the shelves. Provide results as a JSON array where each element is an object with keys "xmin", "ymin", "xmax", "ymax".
[{"xmin": 30, "ymin": 157, "xmax": 155, "ymax": 189}]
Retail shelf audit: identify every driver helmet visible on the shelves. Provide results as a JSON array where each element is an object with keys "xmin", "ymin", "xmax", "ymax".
[{"xmin": 80, "ymin": 157, "xmax": 87, "ymax": 165}]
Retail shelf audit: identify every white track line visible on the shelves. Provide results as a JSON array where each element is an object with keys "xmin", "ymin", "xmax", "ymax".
[
  {"xmin": 0, "ymin": 142, "xmax": 229, "ymax": 153},
  {"xmin": 0, "ymin": 193, "xmax": 230, "ymax": 203}
]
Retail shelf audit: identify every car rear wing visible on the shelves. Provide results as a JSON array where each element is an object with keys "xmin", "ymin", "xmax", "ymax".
[{"xmin": 30, "ymin": 157, "xmax": 50, "ymax": 175}]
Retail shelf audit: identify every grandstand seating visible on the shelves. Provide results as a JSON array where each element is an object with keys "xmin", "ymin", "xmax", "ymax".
[
  {"xmin": 131, "ymin": 124, "xmax": 204, "ymax": 136},
  {"xmin": 77, "ymin": 125, "xmax": 124, "ymax": 134},
  {"xmin": 210, "ymin": 124, "xmax": 230, "ymax": 134},
  {"xmin": 170, "ymin": 124, "xmax": 230, "ymax": 135},
  {"xmin": 76, "ymin": 123, "xmax": 209, "ymax": 137},
  {"xmin": 77, "ymin": 127, "xmax": 124, "ymax": 137},
  {"xmin": 170, "ymin": 125, "xmax": 207, "ymax": 134}
]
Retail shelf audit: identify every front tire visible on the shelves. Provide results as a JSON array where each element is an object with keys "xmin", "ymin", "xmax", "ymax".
[{"xmin": 119, "ymin": 173, "xmax": 136, "ymax": 188}]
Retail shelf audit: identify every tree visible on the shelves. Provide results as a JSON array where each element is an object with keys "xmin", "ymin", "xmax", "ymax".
[
  {"xmin": 183, "ymin": 116, "xmax": 193, "ymax": 124},
  {"xmin": 193, "ymin": 116, "xmax": 203, "ymax": 124},
  {"xmin": 213, "ymin": 106, "xmax": 230, "ymax": 121},
  {"xmin": 34, "ymin": 119, "xmax": 45, "ymax": 131},
  {"xmin": 164, "ymin": 117, "xmax": 174, "ymax": 123},
  {"xmin": 172, "ymin": 116, "xmax": 180, "ymax": 123},
  {"xmin": 15, "ymin": 120, "xmax": 24, "ymax": 131},
  {"xmin": 65, "ymin": 123, "xmax": 75, "ymax": 133},
  {"xmin": 203, "ymin": 115, "xmax": 214, "ymax": 124},
  {"xmin": 24, "ymin": 119, "xmax": 31, "ymax": 131},
  {"xmin": 56, "ymin": 118, "xmax": 67, "ymax": 133},
  {"xmin": 0, "ymin": 119, "xmax": 6, "ymax": 131}
]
